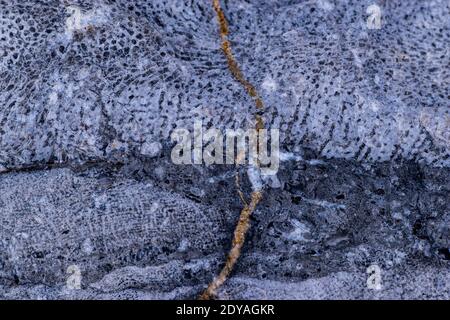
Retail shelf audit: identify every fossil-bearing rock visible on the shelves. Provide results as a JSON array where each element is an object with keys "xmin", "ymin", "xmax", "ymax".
[{"xmin": 0, "ymin": 0, "xmax": 448, "ymax": 299}]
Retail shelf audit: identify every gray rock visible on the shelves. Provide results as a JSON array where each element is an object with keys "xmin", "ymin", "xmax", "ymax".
[
  {"xmin": 0, "ymin": 0, "xmax": 448, "ymax": 299},
  {"xmin": 0, "ymin": 0, "xmax": 448, "ymax": 169}
]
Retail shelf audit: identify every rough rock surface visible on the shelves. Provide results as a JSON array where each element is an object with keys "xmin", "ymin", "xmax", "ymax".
[{"xmin": 0, "ymin": 0, "xmax": 449, "ymax": 299}]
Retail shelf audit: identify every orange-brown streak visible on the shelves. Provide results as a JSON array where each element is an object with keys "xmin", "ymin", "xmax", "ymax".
[
  {"xmin": 199, "ymin": 191, "xmax": 263, "ymax": 300},
  {"xmin": 212, "ymin": 0, "xmax": 264, "ymax": 112},
  {"xmin": 200, "ymin": 0, "xmax": 266, "ymax": 300}
]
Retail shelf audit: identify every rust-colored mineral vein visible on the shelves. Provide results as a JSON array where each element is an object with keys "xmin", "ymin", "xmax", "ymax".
[
  {"xmin": 199, "ymin": 191, "xmax": 262, "ymax": 300},
  {"xmin": 235, "ymin": 173, "xmax": 248, "ymax": 206},
  {"xmin": 212, "ymin": 0, "xmax": 264, "ymax": 112},
  {"xmin": 200, "ymin": 0, "xmax": 266, "ymax": 300}
]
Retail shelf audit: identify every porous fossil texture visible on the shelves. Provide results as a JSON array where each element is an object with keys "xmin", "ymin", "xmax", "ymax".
[
  {"xmin": 0, "ymin": 0, "xmax": 449, "ymax": 299},
  {"xmin": 0, "ymin": 160, "xmax": 448, "ymax": 299},
  {"xmin": 0, "ymin": 0, "xmax": 448, "ymax": 169}
]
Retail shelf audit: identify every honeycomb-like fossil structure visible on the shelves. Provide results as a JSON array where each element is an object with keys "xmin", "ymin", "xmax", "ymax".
[
  {"xmin": 0, "ymin": 0, "xmax": 448, "ymax": 299},
  {"xmin": 0, "ymin": 167, "xmax": 230, "ymax": 287},
  {"xmin": 0, "ymin": 0, "xmax": 448, "ymax": 170}
]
